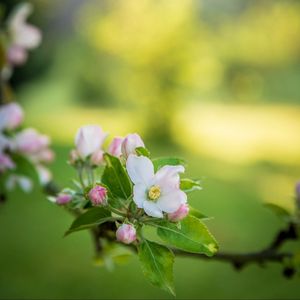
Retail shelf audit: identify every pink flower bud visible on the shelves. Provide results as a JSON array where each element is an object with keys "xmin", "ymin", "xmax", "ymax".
[
  {"xmin": 121, "ymin": 133, "xmax": 145, "ymax": 159},
  {"xmin": 108, "ymin": 137, "xmax": 124, "ymax": 157},
  {"xmin": 7, "ymin": 45, "xmax": 28, "ymax": 65},
  {"xmin": 168, "ymin": 203, "xmax": 189, "ymax": 222},
  {"xmin": 75, "ymin": 125, "xmax": 107, "ymax": 159},
  {"xmin": 88, "ymin": 185, "xmax": 107, "ymax": 206},
  {"xmin": 69, "ymin": 149, "xmax": 79, "ymax": 164},
  {"xmin": 116, "ymin": 224, "xmax": 136, "ymax": 244},
  {"xmin": 56, "ymin": 193, "xmax": 72, "ymax": 205},
  {"xmin": 90, "ymin": 149, "xmax": 104, "ymax": 166},
  {"xmin": 0, "ymin": 153, "xmax": 15, "ymax": 173},
  {"xmin": 0, "ymin": 102, "xmax": 24, "ymax": 130}
]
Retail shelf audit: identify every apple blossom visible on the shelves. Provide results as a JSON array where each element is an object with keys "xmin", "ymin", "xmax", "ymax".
[
  {"xmin": 0, "ymin": 102, "xmax": 24, "ymax": 130},
  {"xmin": 121, "ymin": 133, "xmax": 145, "ymax": 159},
  {"xmin": 126, "ymin": 154, "xmax": 187, "ymax": 218},
  {"xmin": 56, "ymin": 193, "xmax": 72, "ymax": 205},
  {"xmin": 88, "ymin": 185, "xmax": 107, "ymax": 206},
  {"xmin": 116, "ymin": 224, "xmax": 136, "ymax": 244},
  {"xmin": 108, "ymin": 137, "xmax": 124, "ymax": 157},
  {"xmin": 168, "ymin": 203, "xmax": 189, "ymax": 222},
  {"xmin": 14, "ymin": 128, "xmax": 50, "ymax": 154},
  {"xmin": 75, "ymin": 125, "xmax": 107, "ymax": 159},
  {"xmin": 6, "ymin": 174, "xmax": 33, "ymax": 192},
  {"xmin": 7, "ymin": 3, "xmax": 41, "ymax": 66},
  {"xmin": 0, "ymin": 153, "xmax": 15, "ymax": 173}
]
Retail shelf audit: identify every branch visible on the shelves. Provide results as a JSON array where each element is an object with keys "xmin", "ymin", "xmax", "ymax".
[{"xmin": 174, "ymin": 223, "xmax": 297, "ymax": 273}]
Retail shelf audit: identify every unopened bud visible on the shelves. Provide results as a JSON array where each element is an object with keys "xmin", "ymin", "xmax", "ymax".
[
  {"xmin": 116, "ymin": 224, "xmax": 136, "ymax": 244},
  {"xmin": 168, "ymin": 203, "xmax": 189, "ymax": 222},
  {"xmin": 88, "ymin": 185, "xmax": 107, "ymax": 206}
]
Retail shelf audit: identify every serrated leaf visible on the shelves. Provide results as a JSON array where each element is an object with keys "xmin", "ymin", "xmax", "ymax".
[
  {"xmin": 152, "ymin": 157, "xmax": 186, "ymax": 172},
  {"xmin": 180, "ymin": 178, "xmax": 202, "ymax": 193},
  {"xmin": 150, "ymin": 215, "xmax": 218, "ymax": 256},
  {"xmin": 65, "ymin": 207, "xmax": 113, "ymax": 235},
  {"xmin": 189, "ymin": 206, "xmax": 211, "ymax": 220},
  {"xmin": 138, "ymin": 239, "xmax": 175, "ymax": 296},
  {"xmin": 136, "ymin": 147, "xmax": 151, "ymax": 158},
  {"xmin": 102, "ymin": 153, "xmax": 132, "ymax": 200}
]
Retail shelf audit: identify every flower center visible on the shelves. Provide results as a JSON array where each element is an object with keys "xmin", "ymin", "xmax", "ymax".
[{"xmin": 148, "ymin": 185, "xmax": 161, "ymax": 201}]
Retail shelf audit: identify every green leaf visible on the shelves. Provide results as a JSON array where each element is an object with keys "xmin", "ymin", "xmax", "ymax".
[
  {"xmin": 65, "ymin": 207, "xmax": 113, "ymax": 235},
  {"xmin": 136, "ymin": 147, "xmax": 151, "ymax": 158},
  {"xmin": 151, "ymin": 215, "xmax": 218, "ymax": 256},
  {"xmin": 180, "ymin": 178, "xmax": 202, "ymax": 193},
  {"xmin": 138, "ymin": 239, "xmax": 175, "ymax": 296},
  {"xmin": 189, "ymin": 206, "xmax": 211, "ymax": 220},
  {"xmin": 264, "ymin": 202, "xmax": 292, "ymax": 220},
  {"xmin": 10, "ymin": 153, "xmax": 39, "ymax": 182},
  {"xmin": 152, "ymin": 157, "xmax": 186, "ymax": 172},
  {"xmin": 102, "ymin": 153, "xmax": 132, "ymax": 200}
]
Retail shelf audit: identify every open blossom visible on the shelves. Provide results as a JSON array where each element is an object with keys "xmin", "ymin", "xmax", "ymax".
[
  {"xmin": 6, "ymin": 174, "xmax": 33, "ymax": 192},
  {"xmin": 121, "ymin": 133, "xmax": 144, "ymax": 159},
  {"xmin": 0, "ymin": 153, "xmax": 15, "ymax": 173},
  {"xmin": 7, "ymin": 3, "xmax": 41, "ymax": 65},
  {"xmin": 168, "ymin": 203, "xmax": 189, "ymax": 222},
  {"xmin": 116, "ymin": 224, "xmax": 136, "ymax": 244},
  {"xmin": 126, "ymin": 155, "xmax": 187, "ymax": 218},
  {"xmin": 0, "ymin": 102, "xmax": 24, "ymax": 130},
  {"xmin": 108, "ymin": 137, "xmax": 124, "ymax": 157},
  {"xmin": 14, "ymin": 128, "xmax": 50, "ymax": 154},
  {"xmin": 75, "ymin": 125, "xmax": 107, "ymax": 159},
  {"xmin": 88, "ymin": 185, "xmax": 107, "ymax": 206}
]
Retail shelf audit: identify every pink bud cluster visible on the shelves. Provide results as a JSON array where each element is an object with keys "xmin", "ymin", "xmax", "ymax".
[{"xmin": 0, "ymin": 102, "xmax": 54, "ymax": 192}]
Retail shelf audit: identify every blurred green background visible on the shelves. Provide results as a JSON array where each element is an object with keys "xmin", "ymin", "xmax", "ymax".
[{"xmin": 1, "ymin": 0, "xmax": 300, "ymax": 298}]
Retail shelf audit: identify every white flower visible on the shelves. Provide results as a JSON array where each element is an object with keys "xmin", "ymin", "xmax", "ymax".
[
  {"xmin": 6, "ymin": 174, "xmax": 33, "ymax": 192},
  {"xmin": 0, "ymin": 102, "xmax": 24, "ymax": 130},
  {"xmin": 126, "ymin": 154, "xmax": 187, "ymax": 218},
  {"xmin": 75, "ymin": 125, "xmax": 107, "ymax": 159},
  {"xmin": 121, "ymin": 133, "xmax": 145, "ymax": 159},
  {"xmin": 8, "ymin": 3, "xmax": 41, "ymax": 50}
]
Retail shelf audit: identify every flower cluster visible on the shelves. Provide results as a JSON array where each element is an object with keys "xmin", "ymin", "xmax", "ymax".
[
  {"xmin": 53, "ymin": 124, "xmax": 217, "ymax": 294},
  {"xmin": 0, "ymin": 102, "xmax": 54, "ymax": 192},
  {"xmin": 56, "ymin": 125, "xmax": 190, "ymax": 228}
]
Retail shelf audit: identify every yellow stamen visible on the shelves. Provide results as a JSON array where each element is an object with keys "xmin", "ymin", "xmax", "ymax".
[{"xmin": 148, "ymin": 185, "xmax": 161, "ymax": 201}]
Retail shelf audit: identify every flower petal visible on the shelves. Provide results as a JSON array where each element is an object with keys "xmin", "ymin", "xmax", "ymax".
[
  {"xmin": 126, "ymin": 154, "xmax": 154, "ymax": 185},
  {"xmin": 157, "ymin": 189, "xmax": 187, "ymax": 213},
  {"xmin": 143, "ymin": 201, "xmax": 163, "ymax": 218},
  {"xmin": 133, "ymin": 183, "xmax": 148, "ymax": 208},
  {"xmin": 154, "ymin": 165, "xmax": 185, "ymax": 190}
]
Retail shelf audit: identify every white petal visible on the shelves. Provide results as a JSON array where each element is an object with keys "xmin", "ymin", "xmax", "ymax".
[
  {"xmin": 143, "ymin": 201, "xmax": 163, "ymax": 218},
  {"xmin": 18, "ymin": 176, "xmax": 33, "ymax": 192},
  {"xmin": 126, "ymin": 154, "xmax": 154, "ymax": 185},
  {"xmin": 154, "ymin": 165, "xmax": 184, "ymax": 189},
  {"xmin": 133, "ymin": 183, "xmax": 148, "ymax": 208},
  {"xmin": 157, "ymin": 190, "xmax": 187, "ymax": 213}
]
